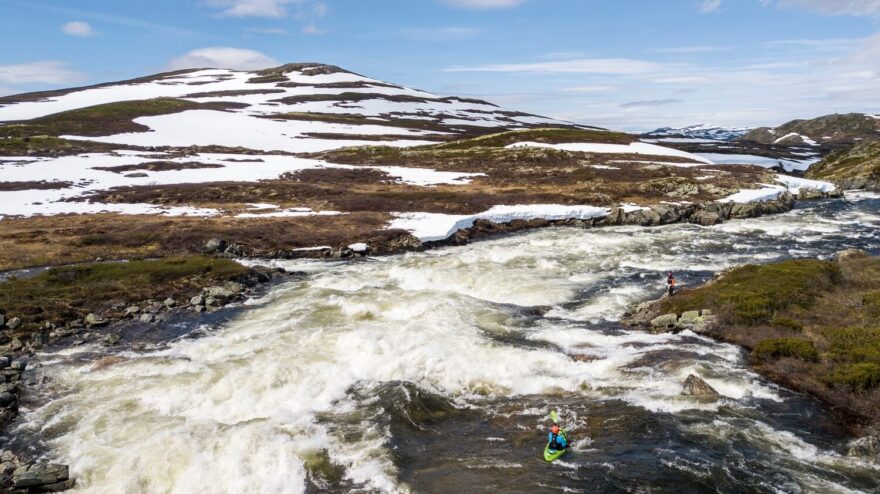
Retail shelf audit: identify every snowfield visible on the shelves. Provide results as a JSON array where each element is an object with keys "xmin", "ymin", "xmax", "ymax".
[{"xmin": 694, "ymin": 152, "xmax": 820, "ymax": 171}]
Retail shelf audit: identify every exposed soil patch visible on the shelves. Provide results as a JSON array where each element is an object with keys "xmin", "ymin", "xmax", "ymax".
[
  {"xmin": 0, "ymin": 181, "xmax": 73, "ymax": 191},
  {"xmin": 93, "ymin": 161, "xmax": 226, "ymax": 174}
]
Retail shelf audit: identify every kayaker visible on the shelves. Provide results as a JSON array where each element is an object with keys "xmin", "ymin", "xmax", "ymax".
[
  {"xmin": 548, "ymin": 424, "xmax": 568, "ymax": 451},
  {"xmin": 666, "ymin": 272, "xmax": 676, "ymax": 296}
]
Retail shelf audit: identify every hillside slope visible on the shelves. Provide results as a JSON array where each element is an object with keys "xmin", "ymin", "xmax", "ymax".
[
  {"xmin": 806, "ymin": 140, "xmax": 880, "ymax": 190},
  {"xmin": 741, "ymin": 113, "xmax": 880, "ymax": 148}
]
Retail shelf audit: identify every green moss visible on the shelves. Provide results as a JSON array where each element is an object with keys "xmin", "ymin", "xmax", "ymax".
[
  {"xmin": 825, "ymin": 363, "xmax": 880, "ymax": 392},
  {"xmin": 0, "ymin": 136, "xmax": 116, "ymax": 155},
  {"xmin": 862, "ymin": 291, "xmax": 880, "ymax": 321},
  {"xmin": 429, "ymin": 127, "xmax": 634, "ymax": 151},
  {"xmin": 753, "ymin": 338, "xmax": 819, "ymax": 362},
  {"xmin": 662, "ymin": 259, "xmax": 839, "ymax": 325},
  {"xmin": 0, "ymin": 256, "xmax": 247, "ymax": 329},
  {"xmin": 771, "ymin": 315, "xmax": 804, "ymax": 332},
  {"xmin": 822, "ymin": 327, "xmax": 880, "ymax": 365}
]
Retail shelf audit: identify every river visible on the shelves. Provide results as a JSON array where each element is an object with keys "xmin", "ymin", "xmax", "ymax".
[{"xmin": 7, "ymin": 192, "xmax": 880, "ymax": 493}]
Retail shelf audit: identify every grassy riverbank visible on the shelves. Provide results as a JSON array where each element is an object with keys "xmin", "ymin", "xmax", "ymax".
[{"xmin": 660, "ymin": 252, "xmax": 880, "ymax": 431}]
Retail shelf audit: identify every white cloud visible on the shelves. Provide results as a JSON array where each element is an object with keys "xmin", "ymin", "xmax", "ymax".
[
  {"xmin": 698, "ymin": 0, "xmax": 722, "ymax": 13},
  {"xmin": 774, "ymin": 0, "xmax": 880, "ymax": 15},
  {"xmin": 0, "ymin": 61, "xmax": 83, "ymax": 85},
  {"xmin": 439, "ymin": 0, "xmax": 524, "ymax": 9},
  {"xmin": 203, "ymin": 0, "xmax": 303, "ymax": 18},
  {"xmin": 444, "ymin": 58, "xmax": 663, "ymax": 75},
  {"xmin": 62, "ymin": 21, "xmax": 96, "ymax": 37},
  {"xmin": 403, "ymin": 27, "xmax": 484, "ymax": 41},
  {"xmin": 620, "ymin": 98, "xmax": 683, "ymax": 109},
  {"xmin": 165, "ymin": 47, "xmax": 278, "ymax": 70},
  {"xmin": 301, "ymin": 24, "xmax": 325, "ymax": 35}
]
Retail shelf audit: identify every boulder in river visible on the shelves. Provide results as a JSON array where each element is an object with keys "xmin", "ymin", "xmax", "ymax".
[
  {"xmin": 6, "ymin": 317, "xmax": 21, "ymax": 330},
  {"xmin": 12, "ymin": 462, "xmax": 70, "ymax": 489},
  {"xmin": 681, "ymin": 374, "xmax": 720, "ymax": 397},
  {"xmin": 848, "ymin": 435, "xmax": 879, "ymax": 461}
]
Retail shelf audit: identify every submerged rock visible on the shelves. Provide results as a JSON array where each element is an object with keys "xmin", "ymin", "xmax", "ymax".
[{"xmin": 681, "ymin": 374, "xmax": 720, "ymax": 397}]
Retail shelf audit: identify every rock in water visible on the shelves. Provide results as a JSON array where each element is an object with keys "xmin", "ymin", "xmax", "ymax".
[
  {"xmin": 84, "ymin": 313, "xmax": 108, "ymax": 327},
  {"xmin": 650, "ymin": 313, "xmax": 678, "ymax": 332},
  {"xmin": 6, "ymin": 317, "xmax": 21, "ymax": 330},
  {"xmin": 681, "ymin": 374, "xmax": 720, "ymax": 397},
  {"xmin": 848, "ymin": 435, "xmax": 879, "ymax": 461}
]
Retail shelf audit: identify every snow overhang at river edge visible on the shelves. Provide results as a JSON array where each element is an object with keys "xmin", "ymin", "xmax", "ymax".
[{"xmin": 388, "ymin": 176, "xmax": 838, "ymax": 242}]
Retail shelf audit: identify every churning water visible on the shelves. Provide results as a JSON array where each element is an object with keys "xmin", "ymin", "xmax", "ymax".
[{"xmin": 10, "ymin": 192, "xmax": 880, "ymax": 493}]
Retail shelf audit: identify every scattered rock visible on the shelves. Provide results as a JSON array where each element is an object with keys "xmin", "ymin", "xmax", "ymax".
[
  {"xmin": 163, "ymin": 297, "xmax": 177, "ymax": 308},
  {"xmin": 678, "ymin": 310, "xmax": 701, "ymax": 326},
  {"xmin": 103, "ymin": 334, "xmax": 121, "ymax": 346},
  {"xmin": 0, "ymin": 314, "xmax": 4, "ymax": 327},
  {"xmin": 0, "ymin": 392, "xmax": 15, "ymax": 407},
  {"xmin": 205, "ymin": 282, "xmax": 244, "ymax": 301},
  {"xmin": 681, "ymin": 374, "xmax": 720, "ymax": 397},
  {"xmin": 691, "ymin": 210, "xmax": 722, "ymax": 226},
  {"xmin": 6, "ymin": 317, "xmax": 21, "ymax": 330},
  {"xmin": 139, "ymin": 313, "xmax": 155, "ymax": 324},
  {"xmin": 0, "ymin": 356, "xmax": 9, "ymax": 368},
  {"xmin": 10, "ymin": 359, "xmax": 26, "ymax": 371},
  {"xmin": 9, "ymin": 338, "xmax": 23, "ymax": 352},
  {"xmin": 12, "ymin": 462, "xmax": 69, "ymax": 488},
  {"xmin": 190, "ymin": 295, "xmax": 205, "ymax": 306},
  {"xmin": 123, "ymin": 305, "xmax": 140, "ymax": 318},
  {"xmin": 124, "ymin": 172, "xmax": 149, "ymax": 178}
]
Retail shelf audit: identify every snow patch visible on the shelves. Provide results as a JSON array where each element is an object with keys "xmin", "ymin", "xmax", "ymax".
[{"xmin": 389, "ymin": 204, "xmax": 610, "ymax": 242}]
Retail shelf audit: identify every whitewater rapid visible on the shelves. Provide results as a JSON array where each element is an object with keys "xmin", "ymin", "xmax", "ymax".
[{"xmin": 10, "ymin": 193, "xmax": 880, "ymax": 493}]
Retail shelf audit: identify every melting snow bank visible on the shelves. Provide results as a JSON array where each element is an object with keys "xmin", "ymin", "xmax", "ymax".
[
  {"xmin": 719, "ymin": 175, "xmax": 837, "ymax": 204},
  {"xmin": 505, "ymin": 141, "xmax": 713, "ymax": 165},
  {"xmin": 389, "ymin": 204, "xmax": 610, "ymax": 242},
  {"xmin": 695, "ymin": 153, "xmax": 819, "ymax": 172}
]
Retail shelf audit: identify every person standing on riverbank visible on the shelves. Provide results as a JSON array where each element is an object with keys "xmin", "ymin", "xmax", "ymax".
[{"xmin": 666, "ymin": 272, "xmax": 676, "ymax": 296}]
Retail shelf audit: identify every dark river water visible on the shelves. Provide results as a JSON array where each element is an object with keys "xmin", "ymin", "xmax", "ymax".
[{"xmin": 8, "ymin": 192, "xmax": 880, "ymax": 493}]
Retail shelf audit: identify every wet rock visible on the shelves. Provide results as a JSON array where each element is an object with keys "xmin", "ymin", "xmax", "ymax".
[
  {"xmin": 205, "ymin": 297, "xmax": 221, "ymax": 308},
  {"xmin": 0, "ymin": 460, "xmax": 14, "ymax": 476},
  {"xmin": 691, "ymin": 315, "xmax": 717, "ymax": 334},
  {"xmin": 12, "ymin": 463, "xmax": 69, "ymax": 488},
  {"xmin": 0, "ymin": 450, "xmax": 15, "ymax": 463},
  {"xmin": 144, "ymin": 303, "xmax": 163, "ymax": 314},
  {"xmin": 123, "ymin": 305, "xmax": 140, "ymax": 318},
  {"xmin": 0, "ymin": 392, "xmax": 15, "ymax": 407},
  {"xmin": 10, "ymin": 359, "xmax": 26, "ymax": 371},
  {"xmin": 6, "ymin": 317, "xmax": 21, "ymax": 330},
  {"xmin": 191, "ymin": 305, "xmax": 206, "ymax": 313},
  {"xmin": 0, "ymin": 356, "xmax": 8, "ymax": 368},
  {"xmin": 189, "ymin": 295, "xmax": 205, "ymax": 306},
  {"xmin": 797, "ymin": 188, "xmax": 824, "ymax": 200},
  {"xmin": 84, "ymin": 312, "xmax": 108, "ymax": 327},
  {"xmin": 681, "ymin": 374, "xmax": 720, "ymax": 397},
  {"xmin": 9, "ymin": 337, "xmax": 23, "ymax": 352},
  {"xmin": 163, "ymin": 297, "xmax": 177, "ymax": 308},
  {"xmin": 138, "ymin": 313, "xmax": 155, "ymax": 324},
  {"xmin": 650, "ymin": 314, "xmax": 678, "ymax": 332},
  {"xmin": 0, "ymin": 314, "xmax": 4, "ymax": 327},
  {"xmin": 835, "ymin": 248, "xmax": 868, "ymax": 262},
  {"xmin": 204, "ymin": 238, "xmax": 227, "ymax": 253},
  {"xmin": 848, "ymin": 435, "xmax": 879, "ymax": 460},
  {"xmin": 103, "ymin": 334, "xmax": 121, "ymax": 346}
]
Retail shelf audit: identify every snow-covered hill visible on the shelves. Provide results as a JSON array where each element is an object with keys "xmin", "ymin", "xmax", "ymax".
[
  {"xmin": 642, "ymin": 124, "xmax": 751, "ymax": 142},
  {"xmin": 0, "ymin": 63, "xmax": 584, "ymax": 153}
]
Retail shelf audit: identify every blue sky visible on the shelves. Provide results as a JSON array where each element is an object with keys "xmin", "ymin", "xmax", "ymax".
[{"xmin": 0, "ymin": 0, "xmax": 878, "ymax": 131}]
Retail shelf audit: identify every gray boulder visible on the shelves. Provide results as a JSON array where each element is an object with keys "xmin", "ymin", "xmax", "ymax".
[
  {"xmin": 163, "ymin": 297, "xmax": 176, "ymax": 308},
  {"xmin": 691, "ymin": 210, "xmax": 722, "ymax": 226},
  {"xmin": 103, "ymin": 334, "xmax": 121, "ymax": 346},
  {"xmin": 650, "ymin": 314, "xmax": 679, "ymax": 332},
  {"xmin": 0, "ymin": 314, "xmax": 4, "ymax": 327},
  {"xmin": 189, "ymin": 295, "xmax": 205, "ymax": 306},
  {"xmin": 204, "ymin": 238, "xmax": 227, "ymax": 253},
  {"xmin": 0, "ymin": 356, "xmax": 9, "ymax": 368},
  {"xmin": 0, "ymin": 392, "xmax": 15, "ymax": 407},
  {"xmin": 205, "ymin": 282, "xmax": 244, "ymax": 301},
  {"xmin": 12, "ymin": 463, "xmax": 69, "ymax": 488},
  {"xmin": 835, "ymin": 248, "xmax": 868, "ymax": 262},
  {"xmin": 138, "ymin": 313, "xmax": 155, "ymax": 324},
  {"xmin": 681, "ymin": 374, "xmax": 720, "ymax": 397},
  {"xmin": 10, "ymin": 359, "xmax": 26, "ymax": 371},
  {"xmin": 678, "ymin": 310, "xmax": 701, "ymax": 326},
  {"xmin": 123, "ymin": 306, "xmax": 140, "ymax": 318},
  {"xmin": 6, "ymin": 317, "xmax": 21, "ymax": 330}
]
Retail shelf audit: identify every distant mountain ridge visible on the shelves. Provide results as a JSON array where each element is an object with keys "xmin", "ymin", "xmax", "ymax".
[{"xmin": 643, "ymin": 124, "xmax": 752, "ymax": 141}]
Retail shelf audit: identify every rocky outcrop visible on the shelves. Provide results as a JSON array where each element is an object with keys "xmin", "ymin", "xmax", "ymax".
[
  {"xmin": 806, "ymin": 140, "xmax": 880, "ymax": 191},
  {"xmin": 624, "ymin": 299, "xmax": 717, "ymax": 335},
  {"xmin": 681, "ymin": 374, "xmax": 720, "ymax": 397},
  {"xmin": 848, "ymin": 435, "xmax": 879, "ymax": 462}
]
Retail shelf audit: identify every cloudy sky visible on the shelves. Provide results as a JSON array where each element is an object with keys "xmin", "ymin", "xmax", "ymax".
[{"xmin": 1, "ymin": 0, "xmax": 878, "ymax": 131}]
